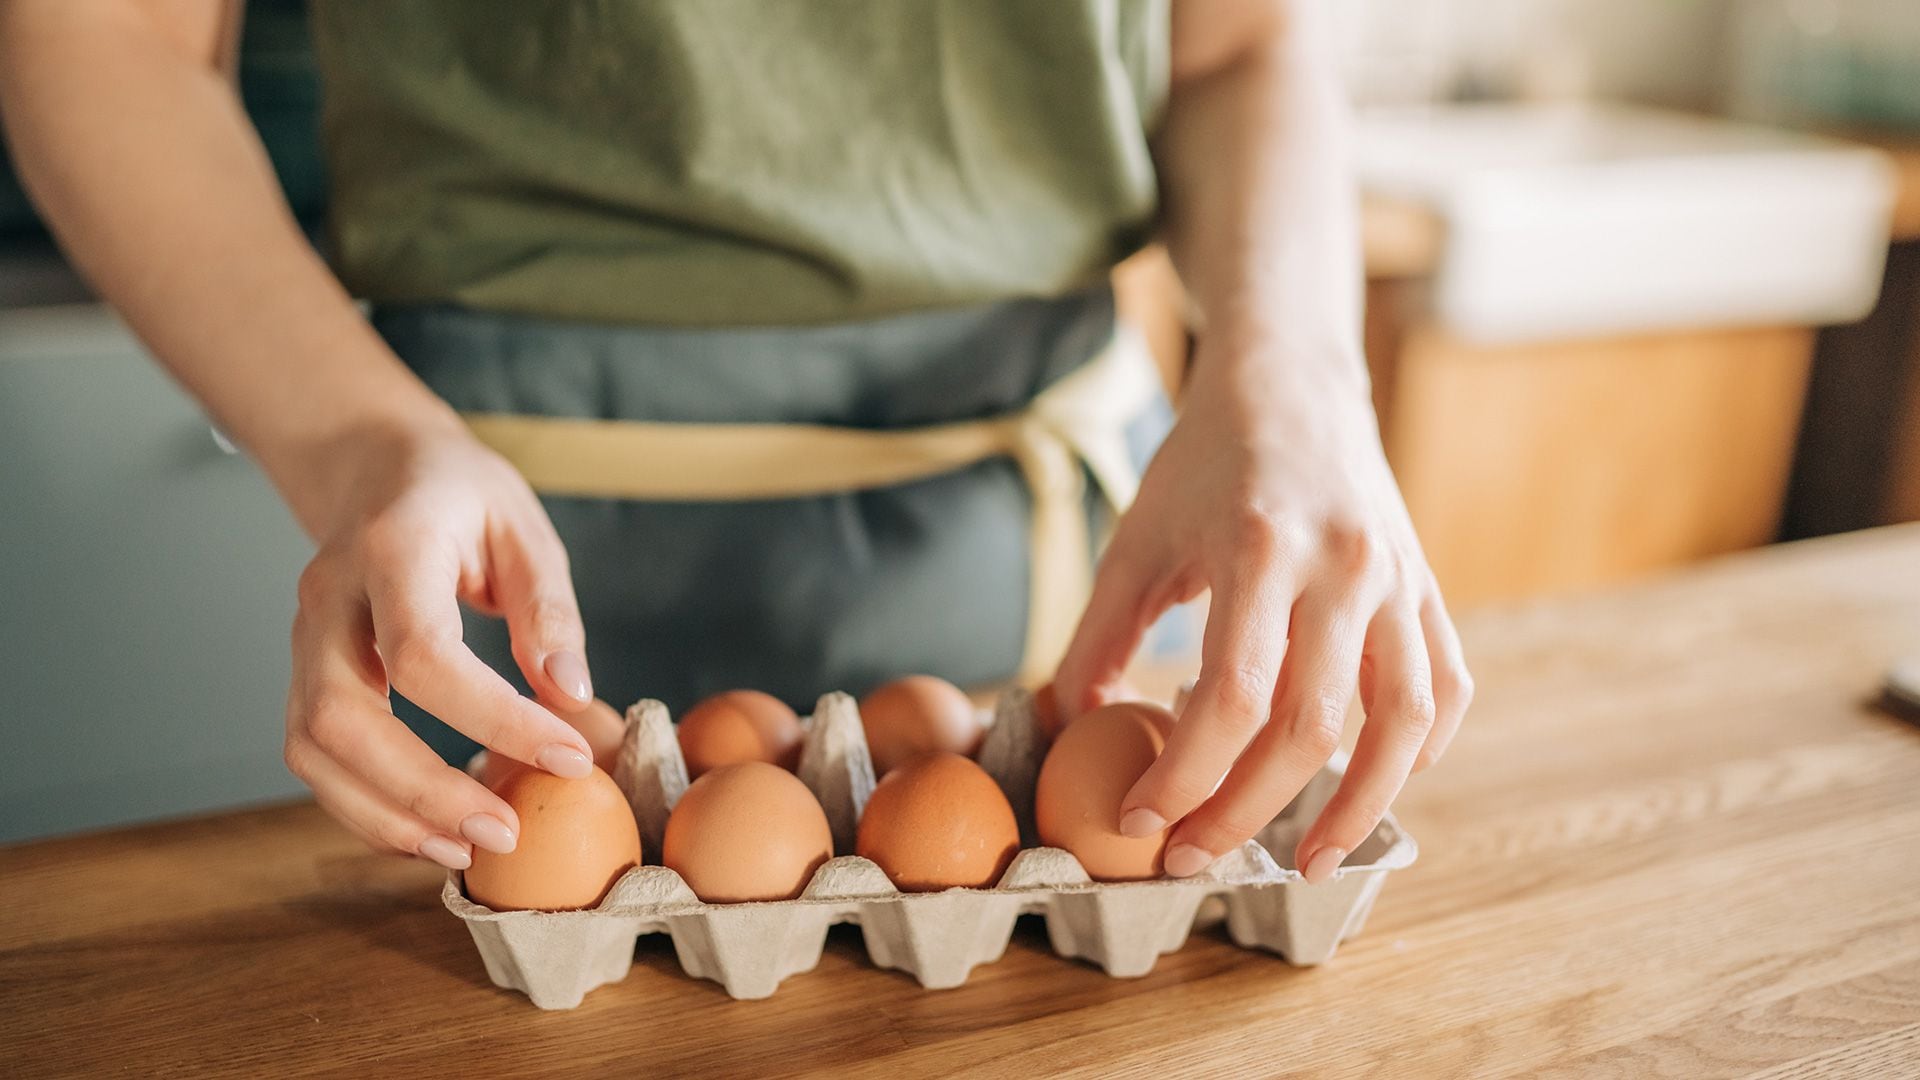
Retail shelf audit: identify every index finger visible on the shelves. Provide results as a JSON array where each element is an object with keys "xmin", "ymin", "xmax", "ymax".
[
  {"xmin": 365, "ymin": 554, "xmax": 594, "ymax": 778},
  {"xmin": 287, "ymin": 575, "xmax": 523, "ymax": 852},
  {"xmin": 1117, "ymin": 565, "xmax": 1295, "ymax": 837}
]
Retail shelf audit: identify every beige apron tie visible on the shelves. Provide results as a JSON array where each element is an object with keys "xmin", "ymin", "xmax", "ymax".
[{"xmin": 461, "ymin": 332, "xmax": 1162, "ymax": 683}]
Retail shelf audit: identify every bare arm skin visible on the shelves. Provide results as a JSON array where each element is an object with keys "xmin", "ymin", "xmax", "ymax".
[
  {"xmin": 1054, "ymin": 0, "xmax": 1474, "ymax": 882},
  {"xmin": 0, "ymin": 0, "xmax": 603, "ymax": 869}
]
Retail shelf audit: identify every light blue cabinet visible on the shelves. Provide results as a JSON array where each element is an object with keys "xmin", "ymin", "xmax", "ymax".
[{"xmin": 0, "ymin": 305, "xmax": 313, "ymax": 841}]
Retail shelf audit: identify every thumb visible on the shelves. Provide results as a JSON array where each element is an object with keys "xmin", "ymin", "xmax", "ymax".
[
  {"xmin": 492, "ymin": 517, "xmax": 593, "ymax": 713},
  {"xmin": 1052, "ymin": 533, "xmax": 1165, "ymax": 730}
]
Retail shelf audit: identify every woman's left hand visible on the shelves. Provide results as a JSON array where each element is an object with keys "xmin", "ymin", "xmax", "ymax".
[{"xmin": 1052, "ymin": 333, "xmax": 1472, "ymax": 883}]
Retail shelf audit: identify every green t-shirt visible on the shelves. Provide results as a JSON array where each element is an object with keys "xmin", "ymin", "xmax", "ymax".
[{"xmin": 308, "ymin": 0, "xmax": 1167, "ymax": 327}]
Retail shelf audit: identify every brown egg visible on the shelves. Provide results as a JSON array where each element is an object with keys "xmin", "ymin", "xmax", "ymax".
[
  {"xmin": 1034, "ymin": 701, "xmax": 1177, "ymax": 881},
  {"xmin": 465, "ymin": 765, "xmax": 640, "ymax": 911},
  {"xmin": 859, "ymin": 675, "xmax": 982, "ymax": 775},
  {"xmin": 856, "ymin": 752, "xmax": 1019, "ymax": 891},
  {"xmin": 478, "ymin": 697, "xmax": 626, "ymax": 790},
  {"xmin": 676, "ymin": 690, "xmax": 804, "ymax": 778},
  {"xmin": 661, "ymin": 762, "xmax": 834, "ymax": 903},
  {"xmin": 566, "ymin": 697, "xmax": 629, "ymax": 767}
]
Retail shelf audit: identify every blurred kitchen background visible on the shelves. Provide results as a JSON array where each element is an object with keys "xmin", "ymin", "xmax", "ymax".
[{"xmin": 4, "ymin": 0, "xmax": 1918, "ymax": 841}]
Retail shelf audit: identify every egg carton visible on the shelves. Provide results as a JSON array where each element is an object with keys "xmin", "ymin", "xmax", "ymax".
[{"xmin": 444, "ymin": 687, "xmax": 1417, "ymax": 1008}]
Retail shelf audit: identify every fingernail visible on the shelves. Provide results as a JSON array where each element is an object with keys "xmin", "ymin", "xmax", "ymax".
[
  {"xmin": 1163, "ymin": 843, "xmax": 1213, "ymax": 877},
  {"xmin": 1118, "ymin": 808, "xmax": 1167, "ymax": 838},
  {"xmin": 544, "ymin": 651, "xmax": 592, "ymax": 705},
  {"xmin": 1303, "ymin": 846, "xmax": 1348, "ymax": 884},
  {"xmin": 418, "ymin": 835, "xmax": 471, "ymax": 870},
  {"xmin": 535, "ymin": 743, "xmax": 593, "ymax": 778},
  {"xmin": 459, "ymin": 813, "xmax": 517, "ymax": 854}
]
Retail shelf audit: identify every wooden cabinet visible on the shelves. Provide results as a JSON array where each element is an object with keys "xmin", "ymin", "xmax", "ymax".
[{"xmin": 1375, "ymin": 311, "xmax": 1813, "ymax": 603}]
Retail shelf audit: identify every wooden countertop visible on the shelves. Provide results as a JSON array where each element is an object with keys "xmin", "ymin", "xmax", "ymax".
[{"xmin": 7, "ymin": 527, "xmax": 1920, "ymax": 1078}]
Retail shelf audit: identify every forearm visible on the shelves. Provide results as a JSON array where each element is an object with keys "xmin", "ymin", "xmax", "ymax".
[
  {"xmin": 1155, "ymin": 0, "xmax": 1366, "ymax": 397},
  {"xmin": 0, "ymin": 2, "xmax": 459, "ymax": 537}
]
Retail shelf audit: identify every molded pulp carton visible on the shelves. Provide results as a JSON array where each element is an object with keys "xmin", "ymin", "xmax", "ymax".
[{"xmin": 445, "ymin": 688, "xmax": 1416, "ymax": 1008}]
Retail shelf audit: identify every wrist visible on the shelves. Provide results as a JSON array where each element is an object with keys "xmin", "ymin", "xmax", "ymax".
[
  {"xmin": 1188, "ymin": 318, "xmax": 1371, "ymax": 411},
  {"xmin": 258, "ymin": 394, "xmax": 468, "ymax": 541}
]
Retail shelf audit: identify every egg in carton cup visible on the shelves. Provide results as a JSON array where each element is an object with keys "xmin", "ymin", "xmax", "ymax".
[{"xmin": 445, "ymin": 685, "xmax": 1417, "ymax": 1008}]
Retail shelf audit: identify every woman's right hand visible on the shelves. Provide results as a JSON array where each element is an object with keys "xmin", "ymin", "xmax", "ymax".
[{"xmin": 280, "ymin": 420, "xmax": 600, "ymax": 870}]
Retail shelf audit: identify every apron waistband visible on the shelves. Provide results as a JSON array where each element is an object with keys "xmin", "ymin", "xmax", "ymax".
[{"xmin": 461, "ymin": 331, "xmax": 1163, "ymax": 683}]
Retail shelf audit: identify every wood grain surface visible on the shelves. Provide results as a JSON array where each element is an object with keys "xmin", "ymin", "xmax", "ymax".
[{"xmin": 5, "ymin": 527, "xmax": 1920, "ymax": 1078}]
